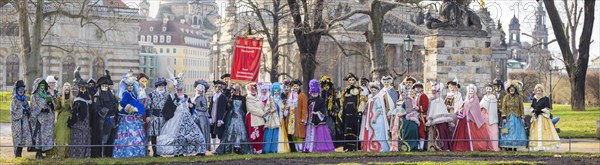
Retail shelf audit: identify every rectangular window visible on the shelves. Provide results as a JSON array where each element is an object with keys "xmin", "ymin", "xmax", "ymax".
[
  {"xmin": 174, "ymin": 59, "xmax": 177, "ymax": 65},
  {"xmin": 173, "ymin": 48, "xmax": 176, "ymax": 53}
]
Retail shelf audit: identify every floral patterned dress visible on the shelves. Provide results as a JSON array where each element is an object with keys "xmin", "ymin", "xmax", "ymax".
[
  {"xmin": 157, "ymin": 94, "xmax": 204, "ymax": 155},
  {"xmin": 11, "ymin": 94, "xmax": 33, "ymax": 150}
]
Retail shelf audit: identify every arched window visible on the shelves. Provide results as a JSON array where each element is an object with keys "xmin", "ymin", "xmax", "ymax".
[
  {"xmin": 193, "ymin": 16, "xmax": 198, "ymax": 25},
  {"xmin": 92, "ymin": 57, "xmax": 105, "ymax": 79},
  {"xmin": 62, "ymin": 56, "xmax": 75, "ymax": 83},
  {"xmin": 5, "ymin": 54, "xmax": 19, "ymax": 85},
  {"xmin": 140, "ymin": 35, "xmax": 145, "ymax": 41},
  {"xmin": 146, "ymin": 35, "xmax": 151, "ymax": 42}
]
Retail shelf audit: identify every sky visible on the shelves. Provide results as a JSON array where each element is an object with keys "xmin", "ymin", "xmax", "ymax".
[{"xmin": 122, "ymin": 0, "xmax": 600, "ymax": 61}]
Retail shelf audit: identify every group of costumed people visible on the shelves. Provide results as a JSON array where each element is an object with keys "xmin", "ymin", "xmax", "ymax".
[
  {"xmin": 10, "ymin": 69, "xmax": 562, "ymax": 159},
  {"xmin": 355, "ymin": 73, "xmax": 561, "ymax": 152}
]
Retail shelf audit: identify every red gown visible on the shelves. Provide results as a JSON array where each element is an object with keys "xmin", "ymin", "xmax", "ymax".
[{"xmin": 416, "ymin": 94, "xmax": 429, "ymax": 139}]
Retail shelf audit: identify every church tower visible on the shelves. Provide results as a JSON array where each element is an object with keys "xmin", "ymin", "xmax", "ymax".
[
  {"xmin": 139, "ymin": 0, "xmax": 150, "ymax": 19},
  {"xmin": 532, "ymin": 1, "xmax": 549, "ymax": 50},
  {"xmin": 508, "ymin": 15, "xmax": 521, "ymax": 46}
]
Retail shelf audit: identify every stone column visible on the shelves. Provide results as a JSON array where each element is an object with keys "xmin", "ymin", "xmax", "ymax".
[{"xmin": 423, "ymin": 29, "xmax": 493, "ymax": 87}]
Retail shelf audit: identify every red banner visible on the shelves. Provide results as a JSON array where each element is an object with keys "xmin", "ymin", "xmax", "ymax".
[{"xmin": 231, "ymin": 37, "xmax": 263, "ymax": 82}]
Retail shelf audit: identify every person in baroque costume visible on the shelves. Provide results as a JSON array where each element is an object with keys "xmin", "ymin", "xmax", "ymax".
[
  {"xmin": 480, "ymin": 84, "xmax": 500, "ymax": 151},
  {"xmin": 68, "ymin": 79, "xmax": 93, "ymax": 158},
  {"xmin": 303, "ymin": 79, "xmax": 335, "ymax": 153},
  {"xmin": 220, "ymin": 74, "xmax": 232, "ymax": 98},
  {"xmin": 245, "ymin": 82, "xmax": 266, "ymax": 154},
  {"xmin": 30, "ymin": 78, "xmax": 55, "ymax": 159},
  {"xmin": 263, "ymin": 82, "xmax": 291, "ymax": 153},
  {"xmin": 145, "ymin": 77, "xmax": 168, "ymax": 157},
  {"xmin": 426, "ymin": 82, "xmax": 454, "ymax": 151},
  {"xmin": 215, "ymin": 84, "xmax": 254, "ymax": 154},
  {"xmin": 113, "ymin": 74, "xmax": 146, "ymax": 158},
  {"xmin": 285, "ymin": 79, "xmax": 308, "ymax": 152},
  {"xmin": 340, "ymin": 73, "xmax": 362, "ymax": 151},
  {"xmin": 445, "ymin": 79, "xmax": 463, "ymax": 114},
  {"xmin": 413, "ymin": 82, "xmax": 429, "ymax": 151},
  {"xmin": 10, "ymin": 80, "xmax": 32, "ymax": 158},
  {"xmin": 157, "ymin": 73, "xmax": 203, "ymax": 157},
  {"xmin": 452, "ymin": 84, "xmax": 492, "ymax": 151},
  {"xmin": 209, "ymin": 80, "xmax": 228, "ymax": 149},
  {"xmin": 528, "ymin": 84, "xmax": 560, "ymax": 151},
  {"xmin": 191, "ymin": 80, "xmax": 211, "ymax": 156},
  {"xmin": 92, "ymin": 71, "xmax": 119, "ymax": 158},
  {"xmin": 499, "ymin": 82, "xmax": 528, "ymax": 151},
  {"xmin": 319, "ymin": 76, "xmax": 342, "ymax": 148},
  {"xmin": 359, "ymin": 81, "xmax": 391, "ymax": 152},
  {"xmin": 47, "ymin": 82, "xmax": 72, "ymax": 158}
]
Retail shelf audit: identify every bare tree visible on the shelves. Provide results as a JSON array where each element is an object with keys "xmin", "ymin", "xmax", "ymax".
[
  {"xmin": 7, "ymin": 0, "xmax": 117, "ymax": 88},
  {"xmin": 543, "ymin": 0, "xmax": 595, "ymax": 111},
  {"xmin": 241, "ymin": 0, "xmax": 296, "ymax": 82}
]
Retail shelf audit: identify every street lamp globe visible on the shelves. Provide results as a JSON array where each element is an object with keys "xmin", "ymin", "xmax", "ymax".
[{"xmin": 403, "ymin": 34, "xmax": 414, "ymax": 52}]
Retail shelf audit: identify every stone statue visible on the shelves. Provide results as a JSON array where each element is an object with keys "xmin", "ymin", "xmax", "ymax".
[{"xmin": 425, "ymin": 0, "xmax": 482, "ymax": 30}]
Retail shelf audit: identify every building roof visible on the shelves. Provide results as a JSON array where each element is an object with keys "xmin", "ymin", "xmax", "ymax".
[
  {"xmin": 93, "ymin": 0, "xmax": 129, "ymax": 8},
  {"xmin": 509, "ymin": 15, "xmax": 520, "ymax": 30},
  {"xmin": 139, "ymin": 20, "xmax": 211, "ymax": 49}
]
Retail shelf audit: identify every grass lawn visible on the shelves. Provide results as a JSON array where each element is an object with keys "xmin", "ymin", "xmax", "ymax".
[
  {"xmin": 524, "ymin": 103, "xmax": 600, "ymax": 138},
  {"xmin": 0, "ymin": 151, "xmax": 597, "ymax": 165},
  {"xmin": 0, "ymin": 91, "xmax": 12, "ymax": 123}
]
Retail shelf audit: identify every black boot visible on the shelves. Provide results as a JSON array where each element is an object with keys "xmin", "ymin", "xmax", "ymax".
[
  {"xmin": 14, "ymin": 147, "xmax": 22, "ymax": 158},
  {"xmin": 35, "ymin": 151, "xmax": 43, "ymax": 159},
  {"xmin": 151, "ymin": 136, "xmax": 160, "ymax": 157}
]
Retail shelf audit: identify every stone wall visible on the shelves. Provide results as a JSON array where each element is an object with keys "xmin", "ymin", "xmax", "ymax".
[{"xmin": 423, "ymin": 29, "xmax": 493, "ymax": 88}]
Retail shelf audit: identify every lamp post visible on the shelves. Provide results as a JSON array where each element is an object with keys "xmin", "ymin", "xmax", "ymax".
[
  {"xmin": 549, "ymin": 57, "xmax": 554, "ymax": 104},
  {"xmin": 404, "ymin": 35, "xmax": 415, "ymax": 74}
]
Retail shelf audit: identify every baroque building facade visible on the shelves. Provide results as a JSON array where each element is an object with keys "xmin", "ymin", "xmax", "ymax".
[{"xmin": 0, "ymin": 0, "xmax": 142, "ymax": 89}]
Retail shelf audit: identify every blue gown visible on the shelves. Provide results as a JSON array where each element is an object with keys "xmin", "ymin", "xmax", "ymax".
[{"xmin": 113, "ymin": 91, "xmax": 147, "ymax": 158}]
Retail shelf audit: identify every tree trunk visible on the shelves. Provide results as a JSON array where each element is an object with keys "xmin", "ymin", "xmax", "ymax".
[
  {"xmin": 368, "ymin": 3, "xmax": 388, "ymax": 81},
  {"xmin": 544, "ymin": 0, "xmax": 595, "ymax": 111},
  {"xmin": 300, "ymin": 52, "xmax": 316, "ymax": 94},
  {"xmin": 269, "ymin": 50, "xmax": 279, "ymax": 82},
  {"xmin": 570, "ymin": 75, "xmax": 586, "ymax": 111},
  {"xmin": 17, "ymin": 0, "xmax": 40, "ymax": 89}
]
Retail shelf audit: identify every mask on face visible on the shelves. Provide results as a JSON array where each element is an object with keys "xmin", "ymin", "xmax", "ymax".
[
  {"xmin": 39, "ymin": 84, "xmax": 46, "ymax": 90},
  {"xmin": 139, "ymin": 78, "xmax": 148, "ymax": 88},
  {"xmin": 485, "ymin": 87, "xmax": 493, "ymax": 93},
  {"xmin": 156, "ymin": 86, "xmax": 165, "ymax": 93},
  {"xmin": 101, "ymin": 84, "xmax": 109, "ymax": 91}
]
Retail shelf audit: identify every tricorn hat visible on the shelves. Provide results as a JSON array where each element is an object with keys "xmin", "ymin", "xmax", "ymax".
[
  {"xmin": 220, "ymin": 73, "xmax": 231, "ymax": 79},
  {"xmin": 343, "ymin": 73, "xmax": 358, "ymax": 81}
]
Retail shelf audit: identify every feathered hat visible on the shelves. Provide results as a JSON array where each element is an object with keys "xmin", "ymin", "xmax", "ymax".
[
  {"xmin": 45, "ymin": 75, "xmax": 57, "ymax": 84},
  {"xmin": 309, "ymin": 79, "xmax": 320, "ymax": 94},
  {"xmin": 320, "ymin": 76, "xmax": 334, "ymax": 88},
  {"xmin": 96, "ymin": 70, "xmax": 113, "ymax": 88}
]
